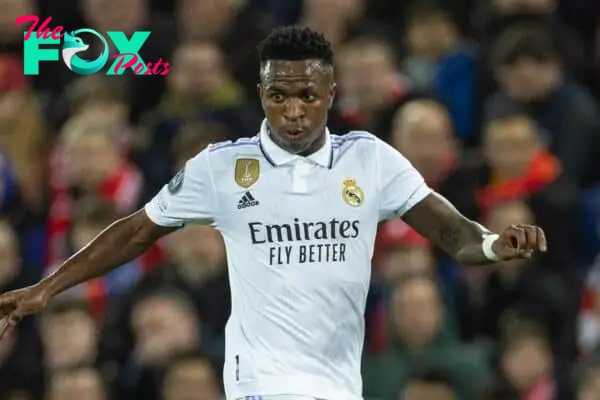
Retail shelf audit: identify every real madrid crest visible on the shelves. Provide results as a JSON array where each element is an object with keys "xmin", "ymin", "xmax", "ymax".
[
  {"xmin": 235, "ymin": 158, "xmax": 260, "ymax": 188},
  {"xmin": 342, "ymin": 178, "xmax": 364, "ymax": 207}
]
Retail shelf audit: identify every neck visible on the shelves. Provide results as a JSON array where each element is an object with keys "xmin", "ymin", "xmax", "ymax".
[
  {"xmin": 267, "ymin": 125, "xmax": 328, "ymax": 157},
  {"xmin": 300, "ymin": 130, "xmax": 327, "ymax": 157}
]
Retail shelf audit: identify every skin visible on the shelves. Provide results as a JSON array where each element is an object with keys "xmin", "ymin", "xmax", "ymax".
[
  {"xmin": 258, "ymin": 59, "xmax": 335, "ymax": 155},
  {"xmin": 0, "ymin": 56, "xmax": 546, "ymax": 339}
]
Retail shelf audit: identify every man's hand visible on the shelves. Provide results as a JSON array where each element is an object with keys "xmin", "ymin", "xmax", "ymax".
[
  {"xmin": 492, "ymin": 224, "xmax": 547, "ymax": 260},
  {"xmin": 0, "ymin": 285, "xmax": 50, "ymax": 339}
]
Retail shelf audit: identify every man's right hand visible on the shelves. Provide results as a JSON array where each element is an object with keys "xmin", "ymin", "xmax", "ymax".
[{"xmin": 0, "ymin": 285, "xmax": 50, "ymax": 339}]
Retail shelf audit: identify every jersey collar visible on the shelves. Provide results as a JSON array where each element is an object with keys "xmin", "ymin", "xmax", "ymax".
[{"xmin": 258, "ymin": 119, "xmax": 334, "ymax": 169}]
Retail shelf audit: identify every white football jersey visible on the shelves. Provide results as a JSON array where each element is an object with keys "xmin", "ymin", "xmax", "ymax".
[{"xmin": 145, "ymin": 120, "xmax": 432, "ymax": 400}]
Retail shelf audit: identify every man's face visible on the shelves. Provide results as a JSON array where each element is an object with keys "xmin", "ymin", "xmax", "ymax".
[
  {"xmin": 501, "ymin": 338, "xmax": 552, "ymax": 391},
  {"xmin": 303, "ymin": 0, "xmax": 363, "ymax": 24},
  {"xmin": 65, "ymin": 132, "xmax": 119, "ymax": 188},
  {"xmin": 48, "ymin": 369, "xmax": 105, "ymax": 400},
  {"xmin": 163, "ymin": 360, "xmax": 221, "ymax": 400},
  {"xmin": 177, "ymin": 0, "xmax": 236, "ymax": 41},
  {"xmin": 406, "ymin": 15, "xmax": 457, "ymax": 59},
  {"xmin": 392, "ymin": 280, "xmax": 441, "ymax": 347},
  {"xmin": 484, "ymin": 118, "xmax": 538, "ymax": 177},
  {"xmin": 170, "ymin": 44, "xmax": 225, "ymax": 97},
  {"xmin": 391, "ymin": 103, "xmax": 455, "ymax": 182},
  {"xmin": 0, "ymin": 0, "xmax": 35, "ymax": 40},
  {"xmin": 41, "ymin": 310, "xmax": 98, "ymax": 371},
  {"xmin": 381, "ymin": 247, "xmax": 433, "ymax": 283},
  {"xmin": 337, "ymin": 44, "xmax": 395, "ymax": 111},
  {"xmin": 167, "ymin": 225, "xmax": 226, "ymax": 284},
  {"xmin": 131, "ymin": 297, "xmax": 199, "ymax": 366},
  {"xmin": 497, "ymin": 58, "xmax": 560, "ymax": 102},
  {"xmin": 258, "ymin": 60, "xmax": 334, "ymax": 155}
]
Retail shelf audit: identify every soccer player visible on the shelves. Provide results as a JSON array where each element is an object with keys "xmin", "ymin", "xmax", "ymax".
[{"xmin": 0, "ymin": 26, "xmax": 546, "ymax": 400}]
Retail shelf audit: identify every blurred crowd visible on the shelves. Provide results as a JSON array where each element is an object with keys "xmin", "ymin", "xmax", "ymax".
[{"xmin": 0, "ymin": 0, "xmax": 600, "ymax": 399}]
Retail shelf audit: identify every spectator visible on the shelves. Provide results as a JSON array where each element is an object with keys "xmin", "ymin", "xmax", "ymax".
[
  {"xmin": 481, "ymin": 0, "xmax": 589, "ymax": 77},
  {"xmin": 47, "ymin": 112, "xmax": 144, "ymax": 268},
  {"xmin": 52, "ymin": 74, "xmax": 131, "ymax": 134},
  {"xmin": 336, "ymin": 35, "xmax": 408, "ymax": 135},
  {"xmin": 126, "ymin": 288, "xmax": 203, "ymax": 399},
  {"xmin": 48, "ymin": 197, "xmax": 146, "ymax": 317},
  {"xmin": 389, "ymin": 98, "xmax": 477, "ymax": 219},
  {"xmin": 0, "ymin": 55, "xmax": 48, "ymax": 210},
  {"xmin": 162, "ymin": 352, "xmax": 223, "ymax": 400},
  {"xmin": 479, "ymin": 113, "xmax": 580, "ymax": 272},
  {"xmin": 367, "ymin": 220, "xmax": 436, "ymax": 353},
  {"xmin": 99, "ymin": 224, "xmax": 229, "ymax": 380},
  {"xmin": 497, "ymin": 319, "xmax": 570, "ymax": 399},
  {"xmin": 400, "ymin": 2, "xmax": 479, "ymax": 142},
  {"xmin": 0, "ymin": 0, "xmax": 37, "ymax": 45},
  {"xmin": 156, "ymin": 40, "xmax": 260, "ymax": 131},
  {"xmin": 176, "ymin": 0, "xmax": 240, "ymax": 42},
  {"xmin": 486, "ymin": 24, "xmax": 600, "ymax": 187},
  {"xmin": 39, "ymin": 299, "xmax": 99, "ymax": 373},
  {"xmin": 131, "ymin": 288, "xmax": 202, "ymax": 367},
  {"xmin": 47, "ymin": 366, "xmax": 108, "ymax": 400},
  {"xmin": 374, "ymin": 220, "xmax": 433, "ymax": 284},
  {"xmin": 299, "ymin": 0, "xmax": 369, "ymax": 50},
  {"xmin": 138, "ymin": 40, "xmax": 261, "ymax": 186},
  {"xmin": 479, "ymin": 200, "xmax": 575, "ymax": 375},
  {"xmin": 0, "ymin": 220, "xmax": 44, "ymax": 397},
  {"xmin": 362, "ymin": 277, "xmax": 491, "ymax": 400}
]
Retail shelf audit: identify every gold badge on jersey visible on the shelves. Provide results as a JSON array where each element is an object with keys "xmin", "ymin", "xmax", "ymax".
[
  {"xmin": 235, "ymin": 158, "xmax": 260, "ymax": 188},
  {"xmin": 342, "ymin": 179, "xmax": 364, "ymax": 207}
]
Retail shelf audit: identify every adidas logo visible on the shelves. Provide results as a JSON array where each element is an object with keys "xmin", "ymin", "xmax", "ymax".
[{"xmin": 237, "ymin": 191, "xmax": 259, "ymax": 209}]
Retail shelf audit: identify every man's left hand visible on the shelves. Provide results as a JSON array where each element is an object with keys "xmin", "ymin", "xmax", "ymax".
[{"xmin": 492, "ymin": 224, "xmax": 547, "ymax": 260}]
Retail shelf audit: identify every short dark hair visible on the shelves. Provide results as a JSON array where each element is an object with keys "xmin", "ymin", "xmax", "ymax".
[
  {"xmin": 257, "ymin": 25, "xmax": 333, "ymax": 66},
  {"xmin": 501, "ymin": 318, "xmax": 550, "ymax": 352},
  {"xmin": 43, "ymin": 298, "xmax": 92, "ymax": 318},
  {"xmin": 491, "ymin": 24, "xmax": 558, "ymax": 69},
  {"xmin": 405, "ymin": 0, "xmax": 455, "ymax": 26},
  {"xmin": 134, "ymin": 286, "xmax": 197, "ymax": 317}
]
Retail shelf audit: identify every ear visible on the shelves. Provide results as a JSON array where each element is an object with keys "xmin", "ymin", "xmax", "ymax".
[{"xmin": 328, "ymin": 82, "xmax": 336, "ymax": 110}]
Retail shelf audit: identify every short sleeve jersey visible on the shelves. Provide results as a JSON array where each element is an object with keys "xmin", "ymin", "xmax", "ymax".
[{"xmin": 145, "ymin": 120, "xmax": 432, "ymax": 399}]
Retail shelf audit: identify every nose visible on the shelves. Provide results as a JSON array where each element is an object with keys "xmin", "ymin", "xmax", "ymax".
[{"xmin": 283, "ymin": 98, "xmax": 305, "ymax": 122}]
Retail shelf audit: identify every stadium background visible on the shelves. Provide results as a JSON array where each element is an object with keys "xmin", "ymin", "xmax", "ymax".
[{"xmin": 0, "ymin": 0, "xmax": 600, "ymax": 398}]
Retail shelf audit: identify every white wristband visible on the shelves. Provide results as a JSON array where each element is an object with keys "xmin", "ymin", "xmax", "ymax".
[{"xmin": 482, "ymin": 234, "xmax": 500, "ymax": 262}]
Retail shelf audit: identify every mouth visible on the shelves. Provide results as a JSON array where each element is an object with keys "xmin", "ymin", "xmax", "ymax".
[{"xmin": 281, "ymin": 128, "xmax": 307, "ymax": 142}]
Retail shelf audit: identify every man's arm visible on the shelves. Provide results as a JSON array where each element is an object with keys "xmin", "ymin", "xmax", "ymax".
[
  {"xmin": 402, "ymin": 192, "xmax": 546, "ymax": 265},
  {"xmin": 42, "ymin": 210, "xmax": 175, "ymax": 297},
  {"xmin": 0, "ymin": 148, "xmax": 217, "ymax": 338},
  {"xmin": 0, "ymin": 209, "xmax": 175, "ymax": 338}
]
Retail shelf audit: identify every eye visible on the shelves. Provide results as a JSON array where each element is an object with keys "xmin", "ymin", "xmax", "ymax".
[
  {"xmin": 301, "ymin": 92, "xmax": 316, "ymax": 102},
  {"xmin": 270, "ymin": 93, "xmax": 285, "ymax": 103}
]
